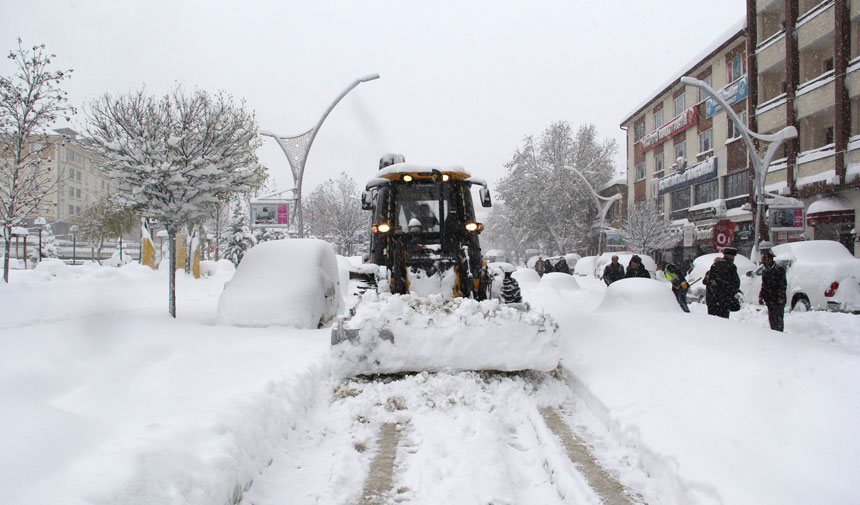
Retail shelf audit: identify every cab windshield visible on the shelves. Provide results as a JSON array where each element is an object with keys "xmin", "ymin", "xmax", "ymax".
[{"xmin": 393, "ymin": 185, "xmax": 447, "ymax": 232}]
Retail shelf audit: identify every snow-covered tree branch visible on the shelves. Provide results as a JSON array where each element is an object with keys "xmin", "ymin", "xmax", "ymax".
[
  {"xmin": 86, "ymin": 86, "xmax": 266, "ymax": 316},
  {"xmin": 620, "ymin": 200, "xmax": 678, "ymax": 255},
  {"xmin": 0, "ymin": 39, "xmax": 75, "ymax": 282},
  {"xmin": 495, "ymin": 122, "xmax": 617, "ymax": 255},
  {"xmin": 303, "ymin": 173, "xmax": 365, "ymax": 255}
]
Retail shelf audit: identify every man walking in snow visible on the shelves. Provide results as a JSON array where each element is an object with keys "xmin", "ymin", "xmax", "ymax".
[
  {"xmin": 703, "ymin": 248, "xmax": 740, "ymax": 318},
  {"xmin": 758, "ymin": 247, "xmax": 787, "ymax": 331},
  {"xmin": 603, "ymin": 255, "xmax": 625, "ymax": 285}
]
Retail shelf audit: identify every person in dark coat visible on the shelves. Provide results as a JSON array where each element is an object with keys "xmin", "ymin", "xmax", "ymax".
[
  {"xmin": 703, "ymin": 248, "xmax": 741, "ymax": 318},
  {"xmin": 554, "ymin": 257, "xmax": 571, "ymax": 274},
  {"xmin": 603, "ymin": 255, "xmax": 625, "ymax": 285},
  {"xmin": 758, "ymin": 248, "xmax": 787, "ymax": 331},
  {"xmin": 625, "ymin": 255, "xmax": 651, "ymax": 278}
]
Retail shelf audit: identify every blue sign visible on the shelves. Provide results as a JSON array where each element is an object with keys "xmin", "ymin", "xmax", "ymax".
[{"xmin": 705, "ymin": 75, "xmax": 748, "ymax": 119}]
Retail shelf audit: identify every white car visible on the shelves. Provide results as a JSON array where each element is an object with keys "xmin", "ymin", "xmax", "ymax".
[
  {"xmin": 749, "ymin": 240, "xmax": 860, "ymax": 313},
  {"xmin": 685, "ymin": 252, "xmax": 757, "ymax": 304}
]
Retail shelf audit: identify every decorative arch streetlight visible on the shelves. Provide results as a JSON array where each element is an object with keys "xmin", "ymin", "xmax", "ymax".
[
  {"xmin": 262, "ymin": 73, "xmax": 380, "ymax": 238},
  {"xmin": 680, "ymin": 76, "xmax": 797, "ymax": 259},
  {"xmin": 564, "ymin": 165, "xmax": 621, "ymax": 256}
]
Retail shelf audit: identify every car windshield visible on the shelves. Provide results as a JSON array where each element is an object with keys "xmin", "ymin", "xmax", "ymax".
[{"xmin": 394, "ymin": 185, "xmax": 447, "ymax": 232}]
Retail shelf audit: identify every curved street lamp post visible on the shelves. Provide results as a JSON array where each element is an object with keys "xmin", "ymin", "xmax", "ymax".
[
  {"xmin": 34, "ymin": 217, "xmax": 47, "ymax": 262},
  {"xmin": 262, "ymin": 73, "xmax": 380, "ymax": 238},
  {"xmin": 680, "ymin": 76, "xmax": 797, "ymax": 259},
  {"xmin": 564, "ymin": 165, "xmax": 621, "ymax": 256}
]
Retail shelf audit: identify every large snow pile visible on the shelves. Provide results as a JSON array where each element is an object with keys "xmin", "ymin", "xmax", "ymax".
[
  {"xmin": 332, "ymin": 292, "xmax": 559, "ymax": 377},
  {"xmin": 217, "ymin": 239, "xmax": 341, "ymax": 328},
  {"xmin": 596, "ymin": 277, "xmax": 680, "ymax": 313}
]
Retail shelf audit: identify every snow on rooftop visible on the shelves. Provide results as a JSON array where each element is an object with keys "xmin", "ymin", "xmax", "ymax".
[{"xmin": 620, "ymin": 17, "xmax": 746, "ymax": 125}]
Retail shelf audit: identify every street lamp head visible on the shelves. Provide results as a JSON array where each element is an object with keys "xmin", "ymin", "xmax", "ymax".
[
  {"xmin": 69, "ymin": 224, "xmax": 79, "ymax": 233},
  {"xmin": 359, "ymin": 73, "xmax": 381, "ymax": 83},
  {"xmin": 34, "ymin": 217, "xmax": 47, "ymax": 227}
]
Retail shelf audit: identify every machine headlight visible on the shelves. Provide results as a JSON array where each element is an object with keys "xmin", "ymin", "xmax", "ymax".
[
  {"xmin": 376, "ymin": 223, "xmax": 391, "ymax": 233},
  {"xmin": 402, "ymin": 175, "xmax": 413, "ymax": 182},
  {"xmin": 442, "ymin": 174, "xmax": 450, "ymax": 182},
  {"xmin": 465, "ymin": 222, "xmax": 480, "ymax": 232}
]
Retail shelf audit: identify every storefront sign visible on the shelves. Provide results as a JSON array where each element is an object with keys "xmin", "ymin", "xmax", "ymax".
[
  {"xmin": 714, "ymin": 219, "xmax": 737, "ymax": 252},
  {"xmin": 657, "ymin": 157, "xmax": 718, "ymax": 196},
  {"xmin": 768, "ymin": 208, "xmax": 804, "ymax": 232},
  {"xmin": 705, "ymin": 75, "xmax": 748, "ymax": 119},
  {"xmin": 640, "ymin": 106, "xmax": 699, "ymax": 152},
  {"xmin": 683, "ymin": 225, "xmax": 695, "ymax": 247}
]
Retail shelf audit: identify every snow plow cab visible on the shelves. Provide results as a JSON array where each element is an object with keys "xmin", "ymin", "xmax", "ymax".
[{"xmin": 330, "ymin": 155, "xmax": 559, "ymax": 378}]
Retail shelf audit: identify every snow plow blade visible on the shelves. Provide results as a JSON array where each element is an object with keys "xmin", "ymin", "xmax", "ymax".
[{"xmin": 330, "ymin": 293, "xmax": 559, "ymax": 378}]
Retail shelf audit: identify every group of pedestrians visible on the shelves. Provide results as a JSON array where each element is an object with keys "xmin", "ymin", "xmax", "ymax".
[
  {"xmin": 602, "ymin": 254, "xmax": 651, "ymax": 286},
  {"xmin": 533, "ymin": 256, "xmax": 571, "ymax": 276},
  {"xmin": 601, "ymin": 246, "xmax": 787, "ymax": 332}
]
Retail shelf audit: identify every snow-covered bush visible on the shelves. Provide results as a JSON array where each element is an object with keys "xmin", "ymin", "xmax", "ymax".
[{"xmin": 223, "ymin": 205, "xmax": 257, "ymax": 266}]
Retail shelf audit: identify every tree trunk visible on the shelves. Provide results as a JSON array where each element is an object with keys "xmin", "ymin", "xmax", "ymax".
[
  {"xmin": 3, "ymin": 228, "xmax": 10, "ymax": 283},
  {"xmin": 168, "ymin": 229, "xmax": 177, "ymax": 318}
]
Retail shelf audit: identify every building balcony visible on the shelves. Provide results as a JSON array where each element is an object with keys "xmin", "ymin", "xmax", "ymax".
[
  {"xmin": 797, "ymin": 2, "xmax": 834, "ymax": 50},
  {"xmin": 756, "ymin": 33, "xmax": 786, "ymax": 73},
  {"xmin": 848, "ymin": 60, "xmax": 860, "ymax": 98},
  {"xmin": 756, "ymin": 97, "xmax": 788, "ymax": 132},
  {"xmin": 796, "ymin": 73, "xmax": 835, "ymax": 119},
  {"xmin": 756, "ymin": 0, "xmax": 783, "ymax": 15},
  {"xmin": 796, "ymin": 146, "xmax": 838, "ymax": 189}
]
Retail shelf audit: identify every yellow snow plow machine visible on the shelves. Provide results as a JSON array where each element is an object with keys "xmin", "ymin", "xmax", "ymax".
[{"xmin": 330, "ymin": 154, "xmax": 559, "ymax": 378}]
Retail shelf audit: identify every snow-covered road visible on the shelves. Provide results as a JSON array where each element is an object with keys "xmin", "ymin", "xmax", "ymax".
[{"xmin": 241, "ymin": 371, "xmax": 640, "ymax": 505}]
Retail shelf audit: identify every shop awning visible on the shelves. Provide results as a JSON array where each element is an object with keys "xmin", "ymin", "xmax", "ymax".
[{"xmin": 806, "ymin": 196, "xmax": 854, "ymax": 226}]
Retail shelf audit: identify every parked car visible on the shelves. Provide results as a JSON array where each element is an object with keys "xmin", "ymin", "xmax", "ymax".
[
  {"xmin": 573, "ymin": 256, "xmax": 598, "ymax": 278},
  {"xmin": 749, "ymin": 240, "xmax": 860, "ymax": 313},
  {"xmin": 594, "ymin": 252, "xmax": 657, "ymax": 280},
  {"xmin": 685, "ymin": 252, "xmax": 757, "ymax": 304}
]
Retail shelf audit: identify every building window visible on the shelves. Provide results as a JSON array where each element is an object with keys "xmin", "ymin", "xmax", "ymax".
[
  {"xmin": 671, "ymin": 188, "xmax": 691, "ymax": 212},
  {"xmin": 724, "ymin": 170, "xmax": 749, "ymax": 200},
  {"xmin": 824, "ymin": 126, "xmax": 834, "ymax": 145},
  {"xmin": 75, "ymin": 170, "xmax": 81, "ymax": 182},
  {"xmin": 729, "ymin": 53, "xmax": 744, "ymax": 82},
  {"xmin": 68, "ymin": 186, "xmax": 75, "ymax": 198},
  {"xmin": 698, "ymin": 128, "xmax": 713, "ymax": 155},
  {"xmin": 635, "ymin": 162, "xmax": 646, "ymax": 181},
  {"xmin": 698, "ymin": 74, "xmax": 713, "ymax": 102},
  {"xmin": 694, "ymin": 179, "xmax": 719, "ymax": 204},
  {"xmin": 655, "ymin": 152, "xmax": 665, "ymax": 174},
  {"xmin": 673, "ymin": 140, "xmax": 686, "ymax": 166},
  {"xmin": 68, "ymin": 204, "xmax": 74, "ymax": 215},
  {"xmin": 75, "ymin": 188, "xmax": 81, "ymax": 199},
  {"xmin": 824, "ymin": 58, "xmax": 834, "ymax": 73},
  {"xmin": 674, "ymin": 94, "xmax": 686, "ymax": 116},
  {"xmin": 727, "ymin": 109, "xmax": 747, "ymax": 139},
  {"xmin": 634, "ymin": 120, "xmax": 646, "ymax": 142},
  {"xmin": 654, "ymin": 108, "xmax": 664, "ymax": 129}
]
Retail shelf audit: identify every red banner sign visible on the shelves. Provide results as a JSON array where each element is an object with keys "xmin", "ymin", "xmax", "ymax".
[
  {"xmin": 713, "ymin": 219, "xmax": 737, "ymax": 252},
  {"xmin": 640, "ymin": 106, "xmax": 699, "ymax": 152}
]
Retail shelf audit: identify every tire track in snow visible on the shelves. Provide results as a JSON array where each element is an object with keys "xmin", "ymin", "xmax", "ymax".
[{"xmin": 241, "ymin": 371, "xmax": 647, "ymax": 505}]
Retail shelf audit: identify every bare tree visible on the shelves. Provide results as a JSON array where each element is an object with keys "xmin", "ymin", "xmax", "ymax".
[
  {"xmin": 620, "ymin": 200, "xmax": 678, "ymax": 255},
  {"xmin": 0, "ymin": 39, "xmax": 74, "ymax": 282},
  {"xmin": 87, "ymin": 86, "xmax": 265, "ymax": 317},
  {"xmin": 303, "ymin": 173, "xmax": 365, "ymax": 255}
]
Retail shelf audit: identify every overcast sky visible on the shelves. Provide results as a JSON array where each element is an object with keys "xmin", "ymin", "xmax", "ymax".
[{"xmin": 2, "ymin": 0, "xmax": 747, "ymax": 196}]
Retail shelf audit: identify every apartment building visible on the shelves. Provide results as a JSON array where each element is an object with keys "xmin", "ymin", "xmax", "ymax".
[
  {"xmin": 749, "ymin": 0, "xmax": 859, "ymax": 253},
  {"xmin": 620, "ymin": 22, "xmax": 754, "ymax": 264},
  {"xmin": 27, "ymin": 128, "xmax": 115, "ymax": 235},
  {"xmin": 621, "ymin": 0, "xmax": 860, "ymax": 262}
]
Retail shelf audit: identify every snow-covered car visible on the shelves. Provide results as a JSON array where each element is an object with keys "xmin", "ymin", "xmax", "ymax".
[
  {"xmin": 217, "ymin": 239, "xmax": 342, "ymax": 328},
  {"xmin": 573, "ymin": 255, "xmax": 598, "ymax": 278},
  {"xmin": 594, "ymin": 252, "xmax": 657, "ymax": 280},
  {"xmin": 748, "ymin": 240, "xmax": 860, "ymax": 312},
  {"xmin": 685, "ymin": 252, "xmax": 757, "ymax": 304}
]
